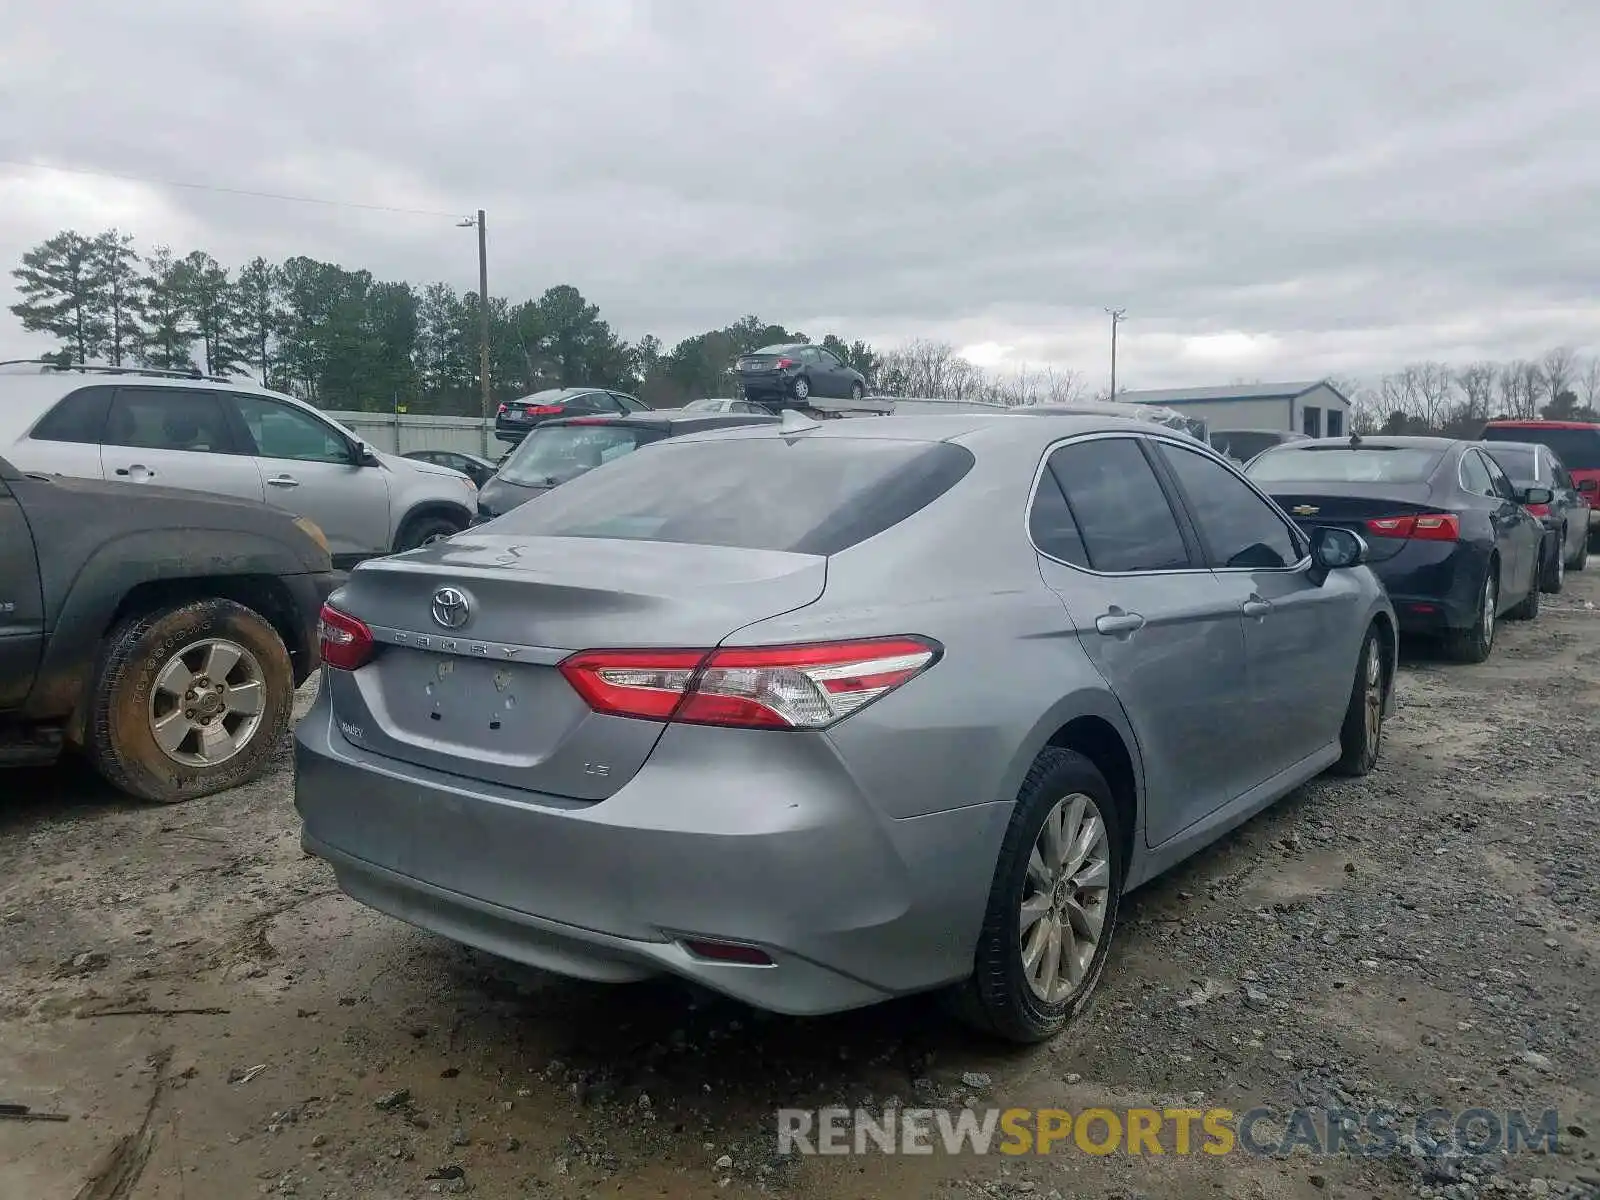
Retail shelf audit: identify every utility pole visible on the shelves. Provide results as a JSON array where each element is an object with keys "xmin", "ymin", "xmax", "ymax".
[
  {"xmin": 459, "ymin": 210, "xmax": 492, "ymax": 453},
  {"xmin": 1105, "ymin": 308, "xmax": 1127, "ymax": 397}
]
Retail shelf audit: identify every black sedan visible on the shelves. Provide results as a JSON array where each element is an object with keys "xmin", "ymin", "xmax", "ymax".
[
  {"xmin": 1482, "ymin": 440, "xmax": 1591, "ymax": 591},
  {"xmin": 401, "ymin": 449, "xmax": 498, "ymax": 488},
  {"xmin": 493, "ymin": 387, "xmax": 650, "ymax": 444},
  {"xmin": 1246, "ymin": 436, "xmax": 1549, "ymax": 662},
  {"xmin": 473, "ymin": 410, "xmax": 779, "ymax": 522},
  {"xmin": 733, "ymin": 343, "xmax": 866, "ymax": 406}
]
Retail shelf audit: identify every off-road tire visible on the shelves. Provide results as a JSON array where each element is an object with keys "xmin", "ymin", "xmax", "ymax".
[
  {"xmin": 87, "ymin": 599, "xmax": 293, "ymax": 804},
  {"xmin": 1332, "ymin": 625, "xmax": 1384, "ymax": 776},
  {"xmin": 952, "ymin": 748, "xmax": 1124, "ymax": 1044}
]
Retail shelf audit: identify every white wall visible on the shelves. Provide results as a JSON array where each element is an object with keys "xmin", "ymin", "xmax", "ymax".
[
  {"xmin": 1153, "ymin": 396, "xmax": 1293, "ymax": 432},
  {"xmin": 324, "ymin": 411, "xmax": 497, "ymax": 457},
  {"xmin": 1289, "ymin": 384, "xmax": 1351, "ymax": 438}
]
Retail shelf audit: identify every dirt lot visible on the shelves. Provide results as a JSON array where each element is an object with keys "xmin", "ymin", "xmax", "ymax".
[{"xmin": 2, "ymin": 576, "xmax": 1597, "ymax": 1200}]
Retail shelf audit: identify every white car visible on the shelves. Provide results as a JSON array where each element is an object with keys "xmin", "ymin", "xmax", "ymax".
[{"xmin": 0, "ymin": 364, "xmax": 478, "ymax": 567}]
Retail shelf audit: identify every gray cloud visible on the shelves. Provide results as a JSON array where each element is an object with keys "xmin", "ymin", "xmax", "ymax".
[{"xmin": 2, "ymin": 0, "xmax": 1597, "ymax": 388}]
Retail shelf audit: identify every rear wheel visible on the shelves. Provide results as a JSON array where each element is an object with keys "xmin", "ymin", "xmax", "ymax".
[
  {"xmin": 1540, "ymin": 531, "xmax": 1566, "ymax": 593},
  {"xmin": 1569, "ymin": 527, "xmax": 1589, "ymax": 571},
  {"xmin": 954, "ymin": 748, "xmax": 1123, "ymax": 1043},
  {"xmin": 791, "ymin": 375, "xmax": 811, "ymax": 402},
  {"xmin": 87, "ymin": 599, "xmax": 293, "ymax": 803},
  {"xmin": 1332, "ymin": 626, "xmax": 1385, "ymax": 776},
  {"xmin": 1444, "ymin": 566, "xmax": 1497, "ymax": 663},
  {"xmin": 1509, "ymin": 552, "xmax": 1541, "ymax": 619}
]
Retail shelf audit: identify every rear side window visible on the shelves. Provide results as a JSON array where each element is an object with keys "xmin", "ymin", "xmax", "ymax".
[
  {"xmin": 1211, "ymin": 431, "xmax": 1280, "ymax": 464},
  {"xmin": 30, "ymin": 386, "xmax": 113, "ymax": 443},
  {"xmin": 1028, "ymin": 468, "xmax": 1090, "ymax": 567},
  {"xmin": 1459, "ymin": 451, "xmax": 1497, "ymax": 498},
  {"xmin": 1047, "ymin": 438, "xmax": 1190, "ymax": 572},
  {"xmin": 105, "ymin": 388, "xmax": 238, "ymax": 453},
  {"xmin": 1482, "ymin": 426, "xmax": 1600, "ymax": 469},
  {"xmin": 491, "ymin": 436, "xmax": 975, "ymax": 555}
]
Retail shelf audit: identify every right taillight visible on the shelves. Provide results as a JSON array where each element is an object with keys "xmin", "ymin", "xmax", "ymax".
[
  {"xmin": 528, "ymin": 404, "xmax": 564, "ymax": 415},
  {"xmin": 1364, "ymin": 513, "xmax": 1460, "ymax": 542},
  {"xmin": 558, "ymin": 637, "xmax": 940, "ymax": 730},
  {"xmin": 318, "ymin": 603, "xmax": 375, "ymax": 671}
]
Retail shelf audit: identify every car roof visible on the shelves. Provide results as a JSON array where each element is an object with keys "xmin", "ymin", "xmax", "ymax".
[
  {"xmin": 1281, "ymin": 435, "xmax": 1461, "ymax": 451},
  {"xmin": 668, "ymin": 411, "xmax": 1177, "ymax": 447},
  {"xmin": 1485, "ymin": 419, "xmax": 1600, "ymax": 430},
  {"xmin": 540, "ymin": 412, "xmax": 779, "ymax": 431},
  {"xmin": 751, "ymin": 343, "xmax": 805, "ymax": 353},
  {"xmin": 1481, "ymin": 441, "xmax": 1543, "ymax": 455},
  {"xmin": 0, "ymin": 368, "xmax": 350, "ymax": 444}
]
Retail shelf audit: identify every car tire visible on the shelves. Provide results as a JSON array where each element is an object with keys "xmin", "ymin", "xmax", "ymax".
[
  {"xmin": 1568, "ymin": 528, "xmax": 1589, "ymax": 571},
  {"xmin": 1444, "ymin": 565, "xmax": 1497, "ymax": 663},
  {"xmin": 1331, "ymin": 625, "xmax": 1385, "ymax": 777},
  {"xmin": 395, "ymin": 514, "xmax": 464, "ymax": 552},
  {"xmin": 1508, "ymin": 553, "xmax": 1541, "ymax": 620},
  {"xmin": 850, "ymin": 382, "xmax": 864, "ymax": 401},
  {"xmin": 1540, "ymin": 531, "xmax": 1566, "ymax": 593},
  {"xmin": 87, "ymin": 598, "xmax": 293, "ymax": 804},
  {"xmin": 791, "ymin": 375, "xmax": 811, "ymax": 402},
  {"xmin": 954, "ymin": 747, "xmax": 1124, "ymax": 1044}
]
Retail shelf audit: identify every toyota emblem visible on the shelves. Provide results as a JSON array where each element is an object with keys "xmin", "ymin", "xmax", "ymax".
[{"xmin": 431, "ymin": 586, "xmax": 471, "ymax": 629}]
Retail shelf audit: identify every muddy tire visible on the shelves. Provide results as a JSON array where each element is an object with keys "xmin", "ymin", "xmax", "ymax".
[
  {"xmin": 1332, "ymin": 625, "xmax": 1385, "ymax": 777},
  {"xmin": 87, "ymin": 599, "xmax": 293, "ymax": 804},
  {"xmin": 953, "ymin": 748, "xmax": 1124, "ymax": 1044},
  {"xmin": 395, "ymin": 514, "xmax": 463, "ymax": 552}
]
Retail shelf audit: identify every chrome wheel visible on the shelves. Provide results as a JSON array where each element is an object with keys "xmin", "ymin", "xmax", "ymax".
[
  {"xmin": 1481, "ymin": 575, "xmax": 1496, "ymax": 645},
  {"xmin": 793, "ymin": 376, "xmax": 810, "ymax": 400},
  {"xmin": 1019, "ymin": 793, "xmax": 1111, "ymax": 1004},
  {"xmin": 1362, "ymin": 637, "xmax": 1382, "ymax": 750},
  {"xmin": 147, "ymin": 638, "xmax": 266, "ymax": 767}
]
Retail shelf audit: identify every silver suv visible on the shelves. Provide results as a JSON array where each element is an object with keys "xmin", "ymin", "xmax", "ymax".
[{"xmin": 0, "ymin": 364, "xmax": 479, "ymax": 567}]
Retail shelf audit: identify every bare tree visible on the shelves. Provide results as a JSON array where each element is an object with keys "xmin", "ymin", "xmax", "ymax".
[
  {"xmin": 1541, "ymin": 346, "xmax": 1577, "ymax": 406},
  {"xmin": 1496, "ymin": 360, "xmax": 1542, "ymax": 419},
  {"xmin": 1454, "ymin": 362, "xmax": 1497, "ymax": 426},
  {"xmin": 1578, "ymin": 354, "xmax": 1600, "ymax": 413}
]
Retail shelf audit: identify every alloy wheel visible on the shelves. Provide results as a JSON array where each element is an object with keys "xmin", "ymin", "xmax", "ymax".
[
  {"xmin": 1363, "ymin": 637, "xmax": 1382, "ymax": 750},
  {"xmin": 147, "ymin": 638, "xmax": 267, "ymax": 767},
  {"xmin": 1019, "ymin": 793, "xmax": 1111, "ymax": 1004}
]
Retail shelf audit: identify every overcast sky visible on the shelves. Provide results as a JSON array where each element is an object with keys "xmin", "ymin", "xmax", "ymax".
[{"xmin": 3, "ymin": 0, "xmax": 1597, "ymax": 390}]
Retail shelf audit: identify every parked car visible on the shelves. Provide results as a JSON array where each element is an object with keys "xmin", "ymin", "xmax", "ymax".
[
  {"xmin": 1480, "ymin": 419, "xmax": 1600, "ymax": 548},
  {"xmin": 493, "ymin": 387, "xmax": 650, "ymax": 444},
  {"xmin": 298, "ymin": 412, "xmax": 1395, "ymax": 1042},
  {"xmin": 1210, "ymin": 429, "xmax": 1310, "ymax": 466},
  {"xmin": 681, "ymin": 397, "xmax": 769, "ymax": 414},
  {"xmin": 1482, "ymin": 441, "xmax": 1590, "ymax": 590},
  {"xmin": 474, "ymin": 411, "xmax": 779, "ymax": 521},
  {"xmin": 0, "ymin": 363, "xmax": 478, "ymax": 567},
  {"xmin": 1011, "ymin": 399, "xmax": 1209, "ymax": 443},
  {"xmin": 1, "ymin": 452, "xmax": 335, "ymax": 801},
  {"xmin": 734, "ymin": 344, "xmax": 867, "ymax": 406},
  {"xmin": 1247, "ymin": 436, "xmax": 1547, "ymax": 662},
  {"xmin": 403, "ymin": 449, "xmax": 498, "ymax": 488}
]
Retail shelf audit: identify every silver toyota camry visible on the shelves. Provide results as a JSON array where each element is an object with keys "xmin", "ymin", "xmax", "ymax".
[{"xmin": 296, "ymin": 411, "xmax": 1396, "ymax": 1042}]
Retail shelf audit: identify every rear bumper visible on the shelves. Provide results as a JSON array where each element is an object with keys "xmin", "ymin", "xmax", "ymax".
[
  {"xmin": 1369, "ymin": 541, "xmax": 1484, "ymax": 633},
  {"xmin": 294, "ymin": 689, "xmax": 1007, "ymax": 1015}
]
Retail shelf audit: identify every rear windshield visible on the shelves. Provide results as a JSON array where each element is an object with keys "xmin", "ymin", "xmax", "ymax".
[
  {"xmin": 1483, "ymin": 446, "xmax": 1538, "ymax": 483},
  {"xmin": 1481, "ymin": 426, "xmax": 1600, "ymax": 469},
  {"xmin": 1211, "ymin": 431, "xmax": 1282, "ymax": 463},
  {"xmin": 1246, "ymin": 446, "xmax": 1443, "ymax": 484},
  {"xmin": 498, "ymin": 425, "xmax": 651, "ymax": 486},
  {"xmin": 489, "ymin": 436, "xmax": 975, "ymax": 555}
]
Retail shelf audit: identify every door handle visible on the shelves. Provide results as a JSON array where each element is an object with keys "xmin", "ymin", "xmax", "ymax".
[
  {"xmin": 267, "ymin": 475, "xmax": 300, "ymax": 488},
  {"xmin": 1242, "ymin": 596, "xmax": 1273, "ymax": 619},
  {"xmin": 1095, "ymin": 608, "xmax": 1146, "ymax": 637},
  {"xmin": 113, "ymin": 465, "xmax": 155, "ymax": 479}
]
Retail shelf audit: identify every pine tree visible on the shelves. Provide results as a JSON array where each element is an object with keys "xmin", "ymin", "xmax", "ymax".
[
  {"xmin": 133, "ymin": 247, "xmax": 199, "ymax": 371},
  {"xmin": 90, "ymin": 230, "xmax": 141, "ymax": 367},
  {"xmin": 9, "ymin": 231, "xmax": 106, "ymax": 363}
]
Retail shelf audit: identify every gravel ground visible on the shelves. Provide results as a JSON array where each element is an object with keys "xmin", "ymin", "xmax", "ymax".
[{"xmin": 1, "ymin": 575, "xmax": 1596, "ymax": 1200}]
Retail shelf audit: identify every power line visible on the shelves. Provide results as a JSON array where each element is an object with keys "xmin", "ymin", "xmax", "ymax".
[{"xmin": 0, "ymin": 158, "xmax": 467, "ymax": 219}]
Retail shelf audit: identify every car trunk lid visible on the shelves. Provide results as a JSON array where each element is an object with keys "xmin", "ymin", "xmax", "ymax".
[
  {"xmin": 323, "ymin": 535, "xmax": 827, "ymax": 797},
  {"xmin": 1264, "ymin": 483, "xmax": 1442, "ymax": 562}
]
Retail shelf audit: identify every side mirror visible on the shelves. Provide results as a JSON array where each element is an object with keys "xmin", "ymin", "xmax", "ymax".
[
  {"xmin": 1309, "ymin": 525, "xmax": 1368, "ymax": 580},
  {"xmin": 353, "ymin": 440, "xmax": 381, "ymax": 467},
  {"xmin": 1520, "ymin": 486, "xmax": 1554, "ymax": 507}
]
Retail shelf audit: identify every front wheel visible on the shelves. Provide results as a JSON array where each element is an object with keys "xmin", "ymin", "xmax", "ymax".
[
  {"xmin": 1332, "ymin": 626, "xmax": 1385, "ymax": 776},
  {"xmin": 849, "ymin": 382, "xmax": 865, "ymax": 401},
  {"xmin": 395, "ymin": 514, "xmax": 465, "ymax": 552},
  {"xmin": 954, "ymin": 748, "xmax": 1123, "ymax": 1043},
  {"xmin": 87, "ymin": 599, "xmax": 293, "ymax": 803}
]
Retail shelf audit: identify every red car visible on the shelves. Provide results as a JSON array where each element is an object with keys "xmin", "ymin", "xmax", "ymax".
[{"xmin": 1480, "ymin": 420, "xmax": 1600, "ymax": 547}]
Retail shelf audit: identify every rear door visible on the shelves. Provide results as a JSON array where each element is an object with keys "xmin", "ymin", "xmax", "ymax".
[
  {"xmin": 1478, "ymin": 449, "xmax": 1542, "ymax": 594},
  {"xmin": 1152, "ymin": 439, "xmax": 1356, "ymax": 775},
  {"xmin": 226, "ymin": 392, "xmax": 391, "ymax": 560},
  {"xmin": 100, "ymin": 386, "xmax": 264, "ymax": 502},
  {"xmin": 1030, "ymin": 434, "xmax": 1254, "ymax": 846},
  {"xmin": 0, "ymin": 472, "xmax": 45, "ymax": 710}
]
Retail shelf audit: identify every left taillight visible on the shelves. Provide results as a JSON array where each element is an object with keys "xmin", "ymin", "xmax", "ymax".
[
  {"xmin": 318, "ymin": 603, "xmax": 374, "ymax": 671},
  {"xmin": 558, "ymin": 637, "xmax": 940, "ymax": 730}
]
